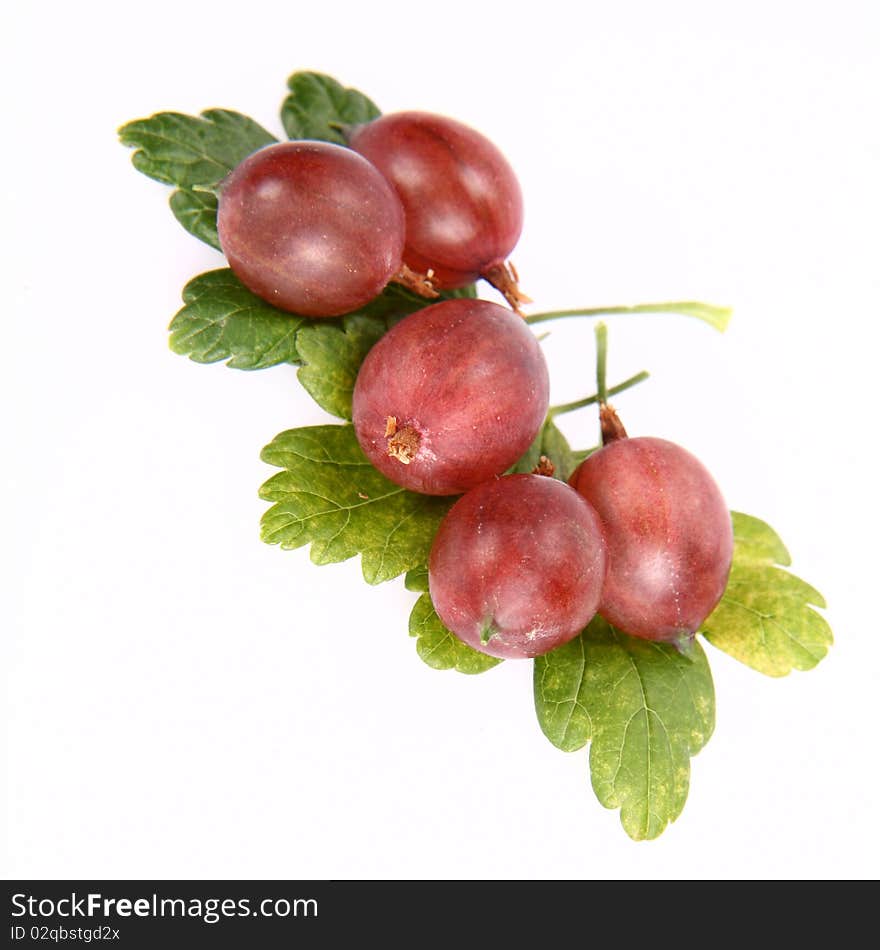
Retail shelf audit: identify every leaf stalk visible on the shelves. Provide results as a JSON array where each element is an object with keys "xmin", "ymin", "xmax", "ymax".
[
  {"xmin": 548, "ymin": 371, "xmax": 649, "ymax": 418},
  {"xmin": 525, "ymin": 300, "xmax": 731, "ymax": 332}
]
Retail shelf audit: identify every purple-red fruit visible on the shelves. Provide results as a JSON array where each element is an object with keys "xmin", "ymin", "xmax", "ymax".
[
  {"xmin": 569, "ymin": 437, "xmax": 733, "ymax": 645},
  {"xmin": 217, "ymin": 141, "xmax": 405, "ymax": 317},
  {"xmin": 352, "ymin": 299, "xmax": 549, "ymax": 495},
  {"xmin": 348, "ymin": 111, "xmax": 523, "ymax": 290},
  {"xmin": 429, "ymin": 475, "xmax": 607, "ymax": 658}
]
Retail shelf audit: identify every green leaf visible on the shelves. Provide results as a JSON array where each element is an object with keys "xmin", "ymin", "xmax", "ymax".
[
  {"xmin": 296, "ymin": 314, "xmax": 385, "ymax": 420},
  {"xmin": 169, "ymin": 188, "xmax": 221, "ymax": 250},
  {"xmin": 510, "ymin": 417, "xmax": 594, "ymax": 481},
  {"xmin": 510, "ymin": 429, "xmax": 543, "ymax": 475},
  {"xmin": 534, "ymin": 616, "xmax": 715, "ymax": 841},
  {"xmin": 119, "ymin": 109, "xmax": 276, "ymax": 188},
  {"xmin": 281, "ymin": 71, "xmax": 381, "ymax": 144},
  {"xmin": 701, "ymin": 512, "xmax": 832, "ymax": 677},
  {"xmin": 362, "ymin": 280, "xmax": 477, "ymax": 315},
  {"xmin": 169, "ymin": 269, "xmax": 304, "ymax": 370},
  {"xmin": 404, "ymin": 566, "xmax": 429, "ymax": 592},
  {"xmin": 409, "ymin": 590, "xmax": 501, "ymax": 674},
  {"xmin": 120, "ymin": 109, "xmax": 275, "ymax": 248},
  {"xmin": 295, "ymin": 284, "xmax": 479, "ymax": 419},
  {"xmin": 437, "ymin": 284, "xmax": 479, "ymax": 301},
  {"xmin": 541, "ymin": 419, "xmax": 593, "ymax": 481},
  {"xmin": 259, "ymin": 425, "xmax": 452, "ymax": 584},
  {"xmin": 169, "ymin": 268, "xmax": 476, "ymax": 379}
]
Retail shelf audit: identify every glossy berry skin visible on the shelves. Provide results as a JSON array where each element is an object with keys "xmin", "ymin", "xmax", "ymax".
[
  {"xmin": 352, "ymin": 299, "xmax": 549, "ymax": 495},
  {"xmin": 348, "ymin": 111, "xmax": 523, "ymax": 288},
  {"xmin": 217, "ymin": 141, "xmax": 405, "ymax": 317},
  {"xmin": 429, "ymin": 475, "xmax": 607, "ymax": 659},
  {"xmin": 569, "ymin": 437, "xmax": 733, "ymax": 645}
]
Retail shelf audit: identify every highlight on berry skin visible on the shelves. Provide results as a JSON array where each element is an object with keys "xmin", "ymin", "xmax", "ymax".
[
  {"xmin": 570, "ymin": 435, "xmax": 734, "ymax": 646},
  {"xmin": 352, "ymin": 298, "xmax": 549, "ymax": 495},
  {"xmin": 348, "ymin": 111, "xmax": 529, "ymax": 310},
  {"xmin": 217, "ymin": 140, "xmax": 407, "ymax": 317},
  {"xmin": 428, "ymin": 475, "xmax": 608, "ymax": 659}
]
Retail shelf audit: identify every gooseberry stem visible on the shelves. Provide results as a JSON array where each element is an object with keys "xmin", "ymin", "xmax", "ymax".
[
  {"xmin": 593, "ymin": 322, "xmax": 629, "ymax": 444},
  {"xmin": 548, "ymin": 370, "xmax": 649, "ymax": 418},
  {"xmin": 525, "ymin": 300, "xmax": 732, "ymax": 332},
  {"xmin": 595, "ymin": 321, "xmax": 608, "ymax": 406}
]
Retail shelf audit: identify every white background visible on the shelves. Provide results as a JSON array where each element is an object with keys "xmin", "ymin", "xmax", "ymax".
[{"xmin": 3, "ymin": 0, "xmax": 878, "ymax": 879}]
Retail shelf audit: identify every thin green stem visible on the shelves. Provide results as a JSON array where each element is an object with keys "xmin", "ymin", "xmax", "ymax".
[
  {"xmin": 595, "ymin": 322, "xmax": 608, "ymax": 405},
  {"xmin": 525, "ymin": 300, "xmax": 732, "ymax": 332},
  {"xmin": 548, "ymin": 370, "xmax": 649, "ymax": 418}
]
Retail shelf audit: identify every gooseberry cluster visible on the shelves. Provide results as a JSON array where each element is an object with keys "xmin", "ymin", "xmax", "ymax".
[{"xmin": 215, "ymin": 110, "xmax": 734, "ymax": 661}]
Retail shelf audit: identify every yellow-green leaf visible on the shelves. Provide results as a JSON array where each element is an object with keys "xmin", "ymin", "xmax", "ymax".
[
  {"xmin": 409, "ymin": 591, "xmax": 501, "ymax": 674},
  {"xmin": 535, "ymin": 617, "xmax": 714, "ymax": 840},
  {"xmin": 259, "ymin": 425, "xmax": 452, "ymax": 584},
  {"xmin": 701, "ymin": 512, "xmax": 832, "ymax": 676}
]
